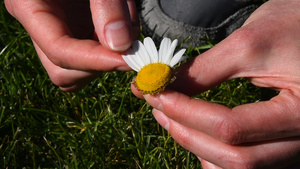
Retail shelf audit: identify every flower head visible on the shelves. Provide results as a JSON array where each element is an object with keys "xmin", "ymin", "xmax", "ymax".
[{"xmin": 122, "ymin": 37, "xmax": 187, "ymax": 94}]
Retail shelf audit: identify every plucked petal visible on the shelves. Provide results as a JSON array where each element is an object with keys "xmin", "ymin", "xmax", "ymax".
[
  {"xmin": 133, "ymin": 41, "xmax": 151, "ymax": 65},
  {"xmin": 170, "ymin": 49, "xmax": 186, "ymax": 67},
  {"xmin": 124, "ymin": 48, "xmax": 144, "ymax": 70},
  {"xmin": 179, "ymin": 55, "xmax": 189, "ymax": 62},
  {"xmin": 122, "ymin": 55, "xmax": 139, "ymax": 71}
]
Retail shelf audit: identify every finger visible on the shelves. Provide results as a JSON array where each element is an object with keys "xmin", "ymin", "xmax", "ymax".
[
  {"xmin": 146, "ymin": 90, "xmax": 300, "ymax": 144},
  {"xmin": 153, "ymin": 109, "xmax": 300, "ymax": 169},
  {"xmin": 200, "ymin": 159, "xmax": 223, "ymax": 169},
  {"xmin": 131, "ymin": 82, "xmax": 144, "ymax": 99},
  {"xmin": 4, "ymin": 0, "xmax": 13, "ymax": 16},
  {"xmin": 33, "ymin": 41, "xmax": 101, "ymax": 91},
  {"xmin": 9, "ymin": 0, "xmax": 129, "ymax": 71},
  {"xmin": 125, "ymin": 0, "xmax": 140, "ymax": 39},
  {"xmin": 90, "ymin": 0, "xmax": 138, "ymax": 51},
  {"xmin": 169, "ymin": 1, "xmax": 300, "ymax": 96},
  {"xmin": 169, "ymin": 22, "xmax": 273, "ymax": 96}
]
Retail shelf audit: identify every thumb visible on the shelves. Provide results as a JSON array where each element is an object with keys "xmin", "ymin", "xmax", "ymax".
[
  {"xmin": 169, "ymin": 24, "xmax": 270, "ymax": 96},
  {"xmin": 90, "ymin": 0, "xmax": 138, "ymax": 52},
  {"xmin": 169, "ymin": 0, "xmax": 300, "ymax": 96},
  {"xmin": 169, "ymin": 31, "xmax": 243, "ymax": 96}
]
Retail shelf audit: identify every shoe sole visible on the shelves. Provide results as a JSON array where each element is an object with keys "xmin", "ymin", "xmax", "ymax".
[{"xmin": 140, "ymin": 0, "xmax": 262, "ymax": 48}]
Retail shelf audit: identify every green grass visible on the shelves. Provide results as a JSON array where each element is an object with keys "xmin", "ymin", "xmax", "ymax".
[{"xmin": 0, "ymin": 1, "xmax": 275, "ymax": 168}]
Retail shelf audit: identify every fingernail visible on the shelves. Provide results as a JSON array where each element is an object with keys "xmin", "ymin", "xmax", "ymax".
[
  {"xmin": 105, "ymin": 20, "xmax": 132, "ymax": 51},
  {"xmin": 116, "ymin": 66, "xmax": 131, "ymax": 71},
  {"xmin": 152, "ymin": 109, "xmax": 169, "ymax": 131},
  {"xmin": 144, "ymin": 94, "xmax": 163, "ymax": 111}
]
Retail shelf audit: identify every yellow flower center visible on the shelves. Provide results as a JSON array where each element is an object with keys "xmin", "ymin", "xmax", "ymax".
[{"xmin": 136, "ymin": 63, "xmax": 173, "ymax": 94}]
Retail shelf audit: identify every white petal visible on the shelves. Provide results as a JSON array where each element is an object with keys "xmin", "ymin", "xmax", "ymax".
[
  {"xmin": 133, "ymin": 41, "xmax": 151, "ymax": 65},
  {"xmin": 159, "ymin": 38, "xmax": 171, "ymax": 63},
  {"xmin": 122, "ymin": 49, "xmax": 139, "ymax": 71},
  {"xmin": 128, "ymin": 54, "xmax": 145, "ymax": 71},
  {"xmin": 170, "ymin": 49, "xmax": 186, "ymax": 67},
  {"xmin": 163, "ymin": 39, "xmax": 178, "ymax": 64},
  {"xmin": 124, "ymin": 48, "xmax": 144, "ymax": 69},
  {"xmin": 143, "ymin": 37, "xmax": 158, "ymax": 63},
  {"xmin": 179, "ymin": 55, "xmax": 189, "ymax": 62},
  {"xmin": 122, "ymin": 55, "xmax": 138, "ymax": 72}
]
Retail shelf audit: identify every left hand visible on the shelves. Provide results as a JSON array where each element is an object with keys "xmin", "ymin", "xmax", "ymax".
[
  {"xmin": 132, "ymin": 0, "xmax": 300, "ymax": 168},
  {"xmin": 144, "ymin": 90, "xmax": 300, "ymax": 169}
]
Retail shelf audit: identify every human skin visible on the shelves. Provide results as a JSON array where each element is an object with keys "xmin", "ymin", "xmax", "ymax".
[
  {"xmin": 4, "ymin": 0, "xmax": 139, "ymax": 91},
  {"xmin": 133, "ymin": 0, "xmax": 300, "ymax": 168}
]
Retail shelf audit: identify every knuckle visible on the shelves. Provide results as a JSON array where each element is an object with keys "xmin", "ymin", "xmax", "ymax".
[
  {"xmin": 46, "ymin": 43, "xmax": 69, "ymax": 69},
  {"xmin": 47, "ymin": 51, "xmax": 64, "ymax": 68},
  {"xmin": 46, "ymin": 37, "xmax": 76, "ymax": 70},
  {"xmin": 5, "ymin": 0, "xmax": 28, "ymax": 18},
  {"xmin": 4, "ymin": 0, "xmax": 15, "ymax": 16},
  {"xmin": 170, "ymin": 126, "xmax": 192, "ymax": 146},
  {"xmin": 214, "ymin": 117, "xmax": 244, "ymax": 145},
  {"xmin": 47, "ymin": 68, "xmax": 71, "ymax": 87},
  {"xmin": 230, "ymin": 26, "xmax": 265, "ymax": 57},
  {"xmin": 231, "ymin": 27, "xmax": 256, "ymax": 46},
  {"xmin": 176, "ymin": 130, "xmax": 191, "ymax": 145},
  {"xmin": 223, "ymin": 151, "xmax": 256, "ymax": 169}
]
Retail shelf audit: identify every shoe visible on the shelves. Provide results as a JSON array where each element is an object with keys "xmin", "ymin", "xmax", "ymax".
[{"xmin": 139, "ymin": 0, "xmax": 264, "ymax": 47}]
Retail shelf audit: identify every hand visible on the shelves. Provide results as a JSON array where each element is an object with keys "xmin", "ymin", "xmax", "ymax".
[
  {"xmin": 5, "ymin": 0, "xmax": 139, "ymax": 91},
  {"xmin": 134, "ymin": 0, "xmax": 300, "ymax": 168},
  {"xmin": 145, "ymin": 91, "xmax": 300, "ymax": 169}
]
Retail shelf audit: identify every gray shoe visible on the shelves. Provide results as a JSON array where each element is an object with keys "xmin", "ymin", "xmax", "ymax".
[{"xmin": 139, "ymin": 0, "xmax": 264, "ymax": 48}]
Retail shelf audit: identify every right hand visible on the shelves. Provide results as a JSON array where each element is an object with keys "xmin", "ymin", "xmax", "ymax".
[
  {"xmin": 5, "ymin": 0, "xmax": 139, "ymax": 91},
  {"xmin": 133, "ymin": 0, "xmax": 300, "ymax": 168}
]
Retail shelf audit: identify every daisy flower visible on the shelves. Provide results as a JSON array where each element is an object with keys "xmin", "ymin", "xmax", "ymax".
[{"xmin": 122, "ymin": 37, "xmax": 187, "ymax": 94}]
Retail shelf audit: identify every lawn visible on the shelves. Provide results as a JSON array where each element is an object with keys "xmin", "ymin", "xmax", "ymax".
[{"xmin": 0, "ymin": 1, "xmax": 274, "ymax": 168}]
